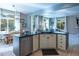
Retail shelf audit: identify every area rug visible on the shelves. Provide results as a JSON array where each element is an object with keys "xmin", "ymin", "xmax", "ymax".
[{"xmin": 42, "ymin": 49, "xmax": 59, "ymax": 56}]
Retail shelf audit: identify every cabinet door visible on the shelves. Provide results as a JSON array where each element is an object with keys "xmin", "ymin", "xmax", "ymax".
[
  {"xmin": 33, "ymin": 35, "xmax": 39, "ymax": 51},
  {"xmin": 48, "ymin": 34, "xmax": 56, "ymax": 48},
  {"xmin": 40, "ymin": 34, "xmax": 48, "ymax": 48},
  {"xmin": 21, "ymin": 37, "xmax": 31, "ymax": 56}
]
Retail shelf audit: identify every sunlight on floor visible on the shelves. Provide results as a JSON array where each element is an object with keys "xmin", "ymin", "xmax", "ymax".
[{"xmin": 0, "ymin": 45, "xmax": 15, "ymax": 56}]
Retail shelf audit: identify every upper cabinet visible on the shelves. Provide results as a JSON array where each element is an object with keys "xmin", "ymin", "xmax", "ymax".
[{"xmin": 55, "ymin": 17, "xmax": 67, "ymax": 33}]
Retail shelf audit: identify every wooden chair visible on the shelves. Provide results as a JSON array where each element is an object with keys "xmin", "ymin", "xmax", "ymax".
[{"xmin": 4, "ymin": 34, "xmax": 13, "ymax": 44}]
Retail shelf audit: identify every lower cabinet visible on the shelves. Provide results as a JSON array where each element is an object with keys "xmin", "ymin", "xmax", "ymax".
[
  {"xmin": 20, "ymin": 36, "xmax": 33, "ymax": 56},
  {"xmin": 40, "ymin": 34, "xmax": 48, "ymax": 48},
  {"xmin": 13, "ymin": 36, "xmax": 33, "ymax": 56},
  {"xmin": 13, "ymin": 33, "xmax": 68, "ymax": 56},
  {"xmin": 33, "ymin": 35, "xmax": 39, "ymax": 52},
  {"xmin": 57, "ymin": 34, "xmax": 68, "ymax": 50},
  {"xmin": 40, "ymin": 34, "xmax": 56, "ymax": 49},
  {"xmin": 48, "ymin": 34, "xmax": 56, "ymax": 48}
]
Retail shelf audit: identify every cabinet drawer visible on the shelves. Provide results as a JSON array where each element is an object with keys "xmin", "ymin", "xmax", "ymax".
[
  {"xmin": 58, "ymin": 37, "xmax": 62, "ymax": 41},
  {"xmin": 58, "ymin": 38, "xmax": 66, "ymax": 47},
  {"xmin": 58, "ymin": 41, "xmax": 66, "ymax": 46},
  {"xmin": 58, "ymin": 39, "xmax": 66, "ymax": 43},
  {"xmin": 58, "ymin": 35, "xmax": 66, "ymax": 43},
  {"xmin": 58, "ymin": 44, "xmax": 66, "ymax": 50},
  {"xmin": 61, "ymin": 35, "xmax": 66, "ymax": 39}
]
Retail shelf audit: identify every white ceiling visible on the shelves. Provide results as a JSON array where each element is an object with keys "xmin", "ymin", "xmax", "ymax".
[
  {"xmin": 33, "ymin": 4, "xmax": 79, "ymax": 17},
  {"xmin": 0, "ymin": 3, "xmax": 55, "ymax": 14},
  {"xmin": 0, "ymin": 3, "xmax": 79, "ymax": 17}
]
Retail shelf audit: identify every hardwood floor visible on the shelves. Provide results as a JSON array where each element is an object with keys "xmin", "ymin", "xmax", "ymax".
[
  {"xmin": 0, "ymin": 45, "xmax": 79, "ymax": 56},
  {"xmin": 0, "ymin": 41, "xmax": 79, "ymax": 56},
  {"xmin": 31, "ymin": 45, "xmax": 79, "ymax": 56},
  {"xmin": 31, "ymin": 50, "xmax": 42, "ymax": 56}
]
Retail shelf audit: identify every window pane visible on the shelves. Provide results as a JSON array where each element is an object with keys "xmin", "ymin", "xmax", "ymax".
[
  {"xmin": 1, "ymin": 19, "xmax": 7, "ymax": 31},
  {"xmin": 56, "ymin": 17, "xmax": 66, "ymax": 32},
  {"xmin": 8, "ymin": 19, "xmax": 15, "ymax": 32}
]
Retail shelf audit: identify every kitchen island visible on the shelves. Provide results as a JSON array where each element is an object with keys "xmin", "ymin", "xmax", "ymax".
[{"xmin": 13, "ymin": 32, "xmax": 68, "ymax": 56}]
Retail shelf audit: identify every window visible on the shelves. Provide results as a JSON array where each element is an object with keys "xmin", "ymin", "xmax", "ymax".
[
  {"xmin": 8, "ymin": 19, "xmax": 15, "ymax": 31},
  {"xmin": 31, "ymin": 15, "xmax": 39, "ymax": 34},
  {"xmin": 1, "ymin": 19, "xmax": 7, "ymax": 31},
  {"xmin": 0, "ymin": 8, "xmax": 20, "ymax": 34},
  {"xmin": 42, "ymin": 17, "xmax": 49, "ymax": 31},
  {"xmin": 49, "ymin": 18, "xmax": 55, "ymax": 32},
  {"xmin": 56, "ymin": 17, "xmax": 66, "ymax": 32}
]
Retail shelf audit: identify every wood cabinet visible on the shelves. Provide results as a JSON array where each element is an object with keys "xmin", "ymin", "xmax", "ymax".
[
  {"xmin": 13, "ymin": 33, "xmax": 68, "ymax": 56},
  {"xmin": 40, "ymin": 34, "xmax": 56, "ymax": 49},
  {"xmin": 40, "ymin": 34, "xmax": 48, "ymax": 48},
  {"xmin": 57, "ymin": 34, "xmax": 67, "ymax": 50},
  {"xmin": 48, "ymin": 34, "xmax": 56, "ymax": 48},
  {"xmin": 13, "ymin": 36, "xmax": 33, "ymax": 56},
  {"xmin": 20, "ymin": 36, "xmax": 33, "ymax": 56},
  {"xmin": 33, "ymin": 35, "xmax": 39, "ymax": 52}
]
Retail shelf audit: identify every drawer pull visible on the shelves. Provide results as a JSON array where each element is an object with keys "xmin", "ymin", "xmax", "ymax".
[
  {"xmin": 47, "ymin": 37, "xmax": 50, "ymax": 39},
  {"xmin": 60, "ymin": 46, "xmax": 62, "ymax": 48}
]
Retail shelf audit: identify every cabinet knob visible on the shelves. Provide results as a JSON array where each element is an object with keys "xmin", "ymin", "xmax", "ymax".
[{"xmin": 47, "ymin": 37, "xmax": 50, "ymax": 39}]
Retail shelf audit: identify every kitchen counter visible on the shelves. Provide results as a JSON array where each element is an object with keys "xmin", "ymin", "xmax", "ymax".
[
  {"xmin": 13, "ymin": 31, "xmax": 68, "ymax": 56},
  {"xmin": 17, "ymin": 32, "xmax": 68, "ymax": 38},
  {"xmin": 13, "ymin": 35, "xmax": 33, "ymax": 56}
]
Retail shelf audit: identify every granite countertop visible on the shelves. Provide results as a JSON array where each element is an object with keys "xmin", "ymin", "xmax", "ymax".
[{"xmin": 15, "ymin": 31, "xmax": 68, "ymax": 38}]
